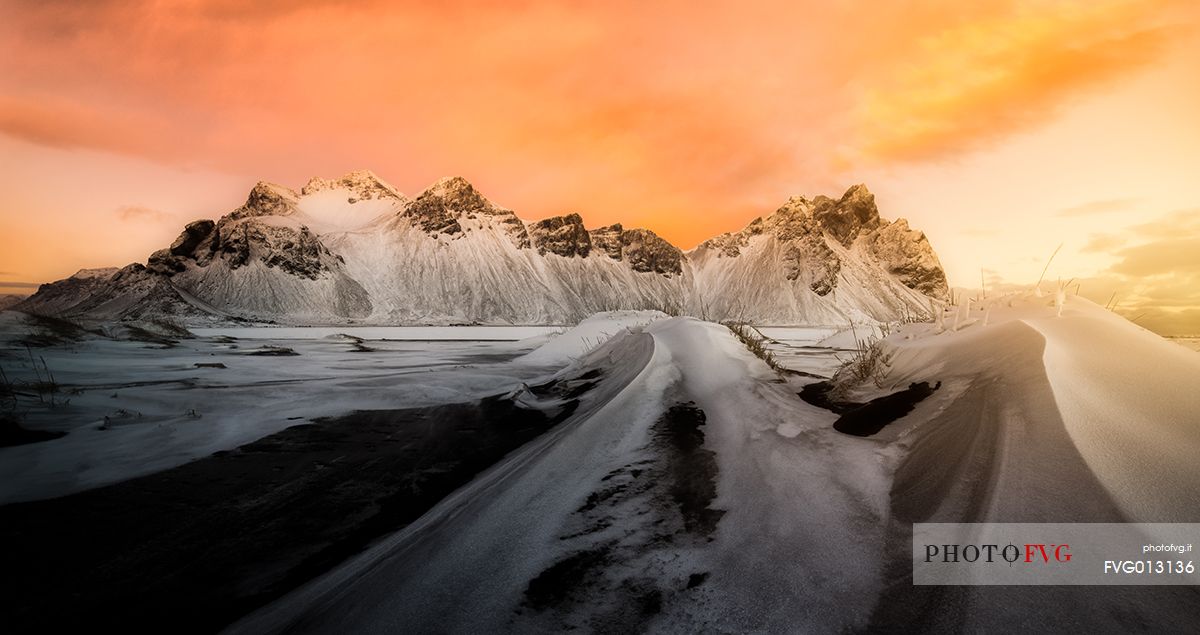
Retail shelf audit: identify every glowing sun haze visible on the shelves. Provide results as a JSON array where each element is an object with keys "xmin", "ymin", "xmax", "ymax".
[{"xmin": 1, "ymin": 0, "xmax": 1198, "ymax": 333}]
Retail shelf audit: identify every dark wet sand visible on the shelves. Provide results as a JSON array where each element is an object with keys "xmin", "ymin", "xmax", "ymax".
[
  {"xmin": 0, "ymin": 416, "xmax": 66, "ymax": 447},
  {"xmin": 0, "ymin": 373, "xmax": 594, "ymax": 634},
  {"xmin": 518, "ymin": 402, "xmax": 723, "ymax": 632}
]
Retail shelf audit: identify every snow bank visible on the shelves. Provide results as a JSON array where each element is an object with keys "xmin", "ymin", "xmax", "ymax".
[
  {"xmin": 876, "ymin": 291, "xmax": 1200, "ymax": 523},
  {"xmin": 1032, "ymin": 304, "xmax": 1200, "ymax": 521},
  {"xmin": 816, "ymin": 292, "xmax": 1200, "ymax": 631},
  {"xmin": 516, "ymin": 310, "xmax": 668, "ymax": 366},
  {"xmin": 814, "ymin": 323, "xmax": 885, "ymax": 349}
]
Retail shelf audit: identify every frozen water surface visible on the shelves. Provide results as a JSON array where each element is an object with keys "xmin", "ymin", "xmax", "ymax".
[{"xmin": 0, "ymin": 319, "xmax": 567, "ymax": 504}]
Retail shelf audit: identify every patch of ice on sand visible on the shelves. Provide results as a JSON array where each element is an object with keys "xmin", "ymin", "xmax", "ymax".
[{"xmin": 518, "ymin": 310, "xmax": 669, "ymax": 366}]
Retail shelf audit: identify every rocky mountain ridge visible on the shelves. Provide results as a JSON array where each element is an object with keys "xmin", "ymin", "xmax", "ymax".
[{"xmin": 15, "ymin": 172, "xmax": 948, "ymax": 325}]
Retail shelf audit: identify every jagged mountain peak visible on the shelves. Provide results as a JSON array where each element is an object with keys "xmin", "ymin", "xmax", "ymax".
[
  {"xmin": 19, "ymin": 172, "xmax": 948, "ymax": 325},
  {"xmin": 811, "ymin": 183, "xmax": 880, "ymax": 245},
  {"xmin": 400, "ymin": 176, "xmax": 523, "ymax": 238},
  {"xmin": 231, "ymin": 181, "xmax": 300, "ymax": 220},
  {"xmin": 688, "ymin": 183, "xmax": 945, "ymax": 301},
  {"xmin": 422, "ymin": 175, "xmax": 485, "ymax": 201},
  {"xmin": 522, "ymin": 213, "xmax": 683, "ymax": 275},
  {"xmin": 300, "ymin": 170, "xmax": 406, "ymax": 202},
  {"xmin": 527, "ymin": 213, "xmax": 591, "ymax": 257},
  {"xmin": 841, "ymin": 182, "xmax": 873, "ymax": 201},
  {"xmin": 710, "ymin": 184, "xmax": 883, "ymax": 247}
]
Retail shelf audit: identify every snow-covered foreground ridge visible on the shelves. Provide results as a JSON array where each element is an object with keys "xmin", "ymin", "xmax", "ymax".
[
  {"xmin": 234, "ymin": 314, "xmax": 899, "ymax": 633},
  {"xmin": 16, "ymin": 170, "xmax": 947, "ymax": 326},
  {"xmin": 237, "ymin": 302, "xmax": 1200, "ymax": 633},
  {"xmin": 870, "ymin": 291, "xmax": 1200, "ymax": 525}
]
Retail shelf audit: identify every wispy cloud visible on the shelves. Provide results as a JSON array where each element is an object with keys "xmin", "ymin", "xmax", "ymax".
[
  {"xmin": 1058, "ymin": 198, "xmax": 1140, "ymax": 217},
  {"xmin": 1067, "ymin": 206, "xmax": 1200, "ymax": 333},
  {"xmin": 851, "ymin": 0, "xmax": 1182, "ymax": 163},
  {"xmin": 1109, "ymin": 238, "xmax": 1200, "ymax": 277},
  {"xmin": 114, "ymin": 204, "xmax": 170, "ymax": 223},
  {"xmin": 1082, "ymin": 233, "xmax": 1128, "ymax": 253},
  {"xmin": 1081, "ymin": 206, "xmax": 1200, "ymax": 253},
  {"xmin": 0, "ymin": 1, "xmax": 1189, "ymax": 249}
]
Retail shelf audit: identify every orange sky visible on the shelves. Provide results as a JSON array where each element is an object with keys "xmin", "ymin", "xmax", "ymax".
[{"xmin": 1, "ymin": 0, "xmax": 1198, "ymax": 333}]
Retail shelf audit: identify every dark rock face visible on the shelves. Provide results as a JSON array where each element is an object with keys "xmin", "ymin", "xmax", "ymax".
[
  {"xmin": 395, "ymin": 177, "xmax": 683, "ymax": 274},
  {"xmin": 589, "ymin": 224, "xmax": 625, "ymax": 260},
  {"xmin": 500, "ymin": 215, "xmax": 532, "ymax": 249},
  {"xmin": 620, "ymin": 229, "xmax": 683, "ymax": 275},
  {"xmin": 258, "ymin": 226, "xmax": 333, "ymax": 278},
  {"xmin": 812, "ymin": 184, "xmax": 881, "ymax": 246},
  {"xmin": 586, "ymin": 225, "xmax": 683, "ymax": 275},
  {"xmin": 783, "ymin": 235, "xmax": 841, "ymax": 296},
  {"xmin": 170, "ymin": 220, "xmax": 215, "ymax": 256},
  {"xmin": 429, "ymin": 176, "xmax": 496, "ymax": 214},
  {"xmin": 402, "ymin": 177, "xmax": 531, "ymax": 243},
  {"xmin": 403, "ymin": 191, "xmax": 464, "ymax": 236},
  {"xmin": 529, "ymin": 214, "xmax": 592, "ymax": 257},
  {"xmin": 147, "ymin": 249, "xmax": 185, "ymax": 275},
  {"xmin": 769, "ymin": 198, "xmax": 815, "ymax": 241},
  {"xmin": 868, "ymin": 219, "xmax": 949, "ymax": 297},
  {"xmin": 149, "ymin": 213, "xmax": 336, "ymax": 281},
  {"xmin": 214, "ymin": 222, "xmax": 334, "ymax": 279},
  {"xmin": 150, "ymin": 184, "xmax": 316, "ymax": 276},
  {"xmin": 149, "ymin": 220, "xmax": 218, "ymax": 275}
]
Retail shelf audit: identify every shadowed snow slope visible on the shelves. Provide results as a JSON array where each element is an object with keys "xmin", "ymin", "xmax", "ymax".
[
  {"xmin": 874, "ymin": 292, "xmax": 1200, "ymax": 524},
  {"xmin": 856, "ymin": 292, "xmax": 1200, "ymax": 633},
  {"xmin": 16, "ymin": 174, "xmax": 946, "ymax": 326}
]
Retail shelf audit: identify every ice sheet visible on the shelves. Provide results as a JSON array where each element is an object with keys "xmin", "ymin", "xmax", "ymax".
[{"xmin": 0, "ymin": 321, "xmax": 564, "ymax": 504}]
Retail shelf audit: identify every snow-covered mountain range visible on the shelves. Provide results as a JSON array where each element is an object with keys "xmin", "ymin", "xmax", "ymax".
[{"xmin": 15, "ymin": 171, "xmax": 948, "ymax": 325}]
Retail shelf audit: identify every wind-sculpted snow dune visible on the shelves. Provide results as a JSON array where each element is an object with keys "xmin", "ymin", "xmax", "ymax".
[
  {"xmin": 850, "ymin": 292, "xmax": 1200, "ymax": 632},
  {"xmin": 875, "ymin": 292, "xmax": 1200, "ymax": 525},
  {"xmin": 234, "ymin": 297, "xmax": 1200, "ymax": 634}
]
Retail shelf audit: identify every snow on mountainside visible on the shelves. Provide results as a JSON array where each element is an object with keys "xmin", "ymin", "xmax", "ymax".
[
  {"xmin": 689, "ymin": 184, "xmax": 947, "ymax": 324},
  {"xmin": 297, "ymin": 169, "xmax": 410, "ymax": 232},
  {"xmin": 14, "ymin": 173, "xmax": 949, "ymax": 326}
]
